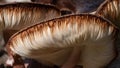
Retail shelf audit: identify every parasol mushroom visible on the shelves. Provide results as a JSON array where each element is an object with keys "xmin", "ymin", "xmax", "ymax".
[
  {"xmin": 95, "ymin": 0, "xmax": 120, "ymax": 27},
  {"xmin": 5, "ymin": 14, "xmax": 119, "ymax": 68}
]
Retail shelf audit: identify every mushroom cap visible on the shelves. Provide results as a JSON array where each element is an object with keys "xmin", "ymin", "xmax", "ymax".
[
  {"xmin": 95, "ymin": 0, "xmax": 120, "ymax": 27},
  {"xmin": 0, "ymin": 2, "xmax": 60, "ymax": 30},
  {"xmin": 6, "ymin": 14, "xmax": 118, "ymax": 66}
]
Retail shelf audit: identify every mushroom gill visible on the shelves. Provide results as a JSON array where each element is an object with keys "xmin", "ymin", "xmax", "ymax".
[
  {"xmin": 95, "ymin": 0, "xmax": 120, "ymax": 28},
  {"xmin": 0, "ymin": 2, "xmax": 60, "ymax": 43},
  {"xmin": 0, "ymin": 2, "xmax": 61, "ymax": 65},
  {"xmin": 6, "ymin": 14, "xmax": 119, "ymax": 68},
  {"xmin": 0, "ymin": 2, "xmax": 60, "ymax": 30}
]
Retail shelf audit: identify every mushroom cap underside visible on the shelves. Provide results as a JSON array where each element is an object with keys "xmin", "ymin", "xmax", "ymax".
[{"xmin": 6, "ymin": 14, "xmax": 118, "ymax": 66}]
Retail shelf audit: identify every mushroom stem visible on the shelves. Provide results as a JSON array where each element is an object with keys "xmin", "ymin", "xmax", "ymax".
[{"xmin": 61, "ymin": 47, "xmax": 81, "ymax": 68}]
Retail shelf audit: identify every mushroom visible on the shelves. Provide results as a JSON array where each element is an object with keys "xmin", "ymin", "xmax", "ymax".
[
  {"xmin": 5, "ymin": 14, "xmax": 119, "ymax": 68},
  {"xmin": 0, "ymin": 2, "xmax": 60, "ymax": 45},
  {"xmin": 95, "ymin": 0, "xmax": 120, "ymax": 27},
  {"xmin": 0, "ymin": 2, "xmax": 60, "ymax": 30},
  {"xmin": 0, "ymin": 2, "xmax": 61, "ymax": 65},
  {"xmin": 32, "ymin": 0, "xmax": 105, "ymax": 14}
]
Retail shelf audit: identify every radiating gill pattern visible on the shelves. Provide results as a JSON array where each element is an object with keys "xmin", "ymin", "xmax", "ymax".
[
  {"xmin": 0, "ymin": 3, "xmax": 60, "ymax": 30},
  {"xmin": 95, "ymin": 0, "xmax": 120, "ymax": 27},
  {"xmin": 5, "ymin": 14, "xmax": 118, "ymax": 58}
]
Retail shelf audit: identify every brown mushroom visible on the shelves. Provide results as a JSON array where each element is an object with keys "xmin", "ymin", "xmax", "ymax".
[{"xmin": 5, "ymin": 14, "xmax": 119, "ymax": 68}]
